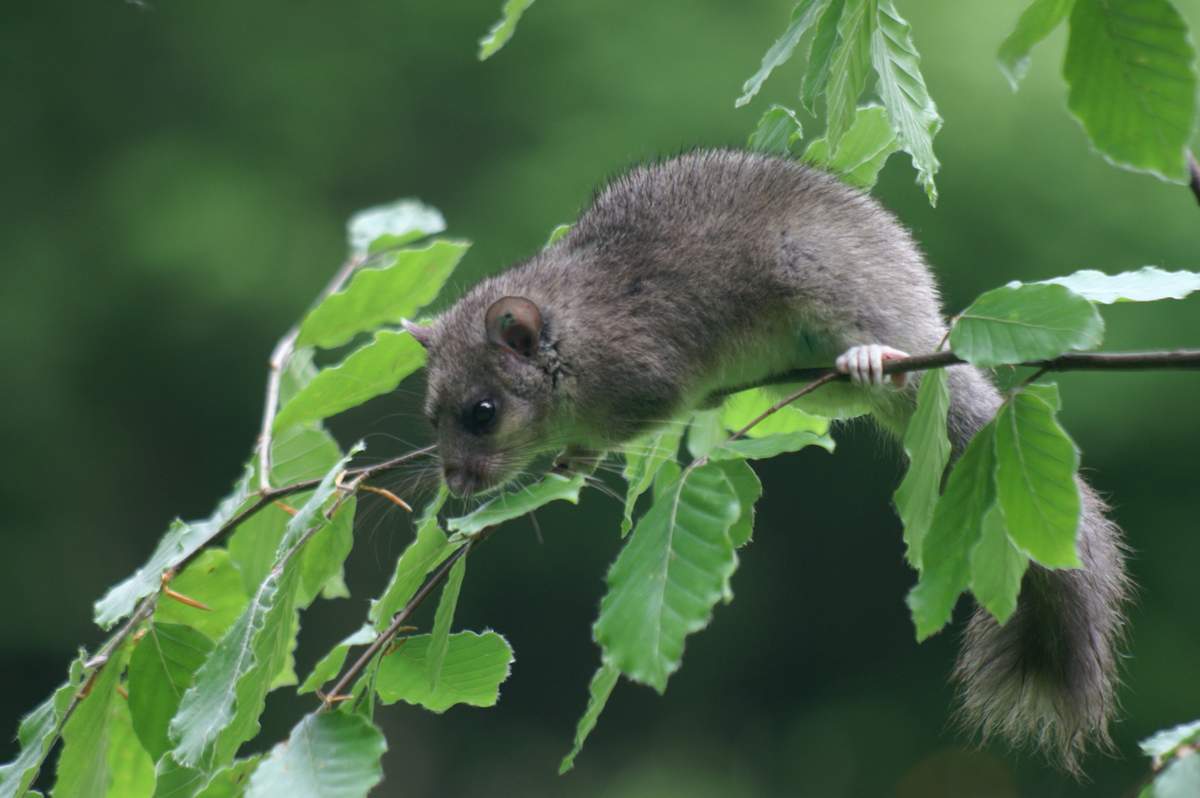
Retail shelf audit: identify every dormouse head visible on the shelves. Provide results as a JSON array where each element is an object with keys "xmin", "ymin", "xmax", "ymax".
[{"xmin": 406, "ymin": 293, "xmax": 561, "ymax": 496}]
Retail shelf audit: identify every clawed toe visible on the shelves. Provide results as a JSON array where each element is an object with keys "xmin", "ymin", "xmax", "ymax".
[{"xmin": 835, "ymin": 344, "xmax": 909, "ymax": 388}]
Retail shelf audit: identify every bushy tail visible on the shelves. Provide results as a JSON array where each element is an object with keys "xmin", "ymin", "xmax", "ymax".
[{"xmin": 944, "ymin": 367, "xmax": 1130, "ymax": 774}]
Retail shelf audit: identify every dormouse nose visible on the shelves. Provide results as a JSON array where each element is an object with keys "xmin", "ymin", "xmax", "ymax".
[{"xmin": 443, "ymin": 463, "xmax": 472, "ymax": 497}]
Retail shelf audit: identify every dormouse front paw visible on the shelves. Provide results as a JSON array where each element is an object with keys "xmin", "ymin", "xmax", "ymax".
[{"xmin": 835, "ymin": 344, "xmax": 910, "ymax": 388}]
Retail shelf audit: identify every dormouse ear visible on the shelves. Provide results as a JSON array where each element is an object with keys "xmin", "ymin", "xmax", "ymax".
[
  {"xmin": 401, "ymin": 319, "xmax": 434, "ymax": 349},
  {"xmin": 485, "ymin": 296, "xmax": 542, "ymax": 358}
]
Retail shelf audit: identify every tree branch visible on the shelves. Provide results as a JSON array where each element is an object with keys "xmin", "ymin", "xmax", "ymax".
[
  {"xmin": 257, "ymin": 254, "xmax": 365, "ymax": 492},
  {"xmin": 711, "ymin": 348, "xmax": 1200, "ymax": 401}
]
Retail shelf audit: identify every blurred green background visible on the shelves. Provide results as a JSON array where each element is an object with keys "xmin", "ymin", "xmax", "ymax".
[{"xmin": 3, "ymin": 0, "xmax": 1199, "ymax": 795}]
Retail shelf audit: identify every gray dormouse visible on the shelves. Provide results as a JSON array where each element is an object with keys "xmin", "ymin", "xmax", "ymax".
[{"xmin": 404, "ymin": 150, "xmax": 1127, "ymax": 772}]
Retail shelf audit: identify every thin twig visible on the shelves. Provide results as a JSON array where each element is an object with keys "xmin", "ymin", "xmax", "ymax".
[
  {"xmin": 257, "ymin": 254, "xmax": 365, "ymax": 491},
  {"xmin": 319, "ymin": 536, "xmax": 482, "ymax": 709},
  {"xmin": 710, "ymin": 348, "xmax": 1200, "ymax": 400}
]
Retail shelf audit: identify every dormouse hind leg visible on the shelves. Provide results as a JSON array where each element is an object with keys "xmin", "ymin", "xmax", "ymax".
[{"xmin": 835, "ymin": 344, "xmax": 910, "ymax": 388}]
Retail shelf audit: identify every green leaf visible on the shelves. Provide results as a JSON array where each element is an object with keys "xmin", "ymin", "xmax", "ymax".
[
  {"xmin": 686, "ymin": 409, "xmax": 725, "ymax": 459},
  {"xmin": 196, "ymin": 758, "xmax": 260, "ymax": 798},
  {"xmin": 801, "ymin": 104, "xmax": 899, "ymax": 189},
  {"xmin": 653, "ymin": 460, "xmax": 682, "ymax": 503},
  {"xmin": 155, "ymin": 551, "xmax": 249, "ymax": 642},
  {"xmin": 544, "ymin": 223, "xmax": 573, "ymax": 248},
  {"xmin": 997, "ymin": 0, "xmax": 1073, "ymax": 89},
  {"xmin": 95, "ymin": 468, "xmax": 254, "ymax": 629},
  {"xmin": 950, "ymin": 283, "xmax": 1104, "ymax": 367},
  {"xmin": 747, "ymin": 104, "xmax": 804, "ymax": 155},
  {"xmin": 558, "ymin": 661, "xmax": 619, "ymax": 775},
  {"xmin": 426, "ymin": 556, "xmax": 467, "ymax": 689},
  {"xmin": 824, "ymin": 0, "xmax": 874, "ymax": 154},
  {"xmin": 1144, "ymin": 755, "xmax": 1200, "ymax": 798},
  {"xmin": 445, "ymin": 473, "xmax": 586, "ymax": 537},
  {"xmin": 1142, "ymin": 719, "xmax": 1200, "ymax": 760},
  {"xmin": 53, "ymin": 644, "xmax": 129, "ymax": 798},
  {"xmin": 0, "ymin": 659, "xmax": 84, "ymax": 798},
  {"xmin": 1040, "ymin": 266, "xmax": 1200, "ymax": 304},
  {"xmin": 720, "ymin": 388, "xmax": 830, "ymax": 438},
  {"xmin": 296, "ymin": 239, "xmax": 469, "ymax": 350},
  {"xmin": 893, "ymin": 368, "xmax": 951, "ymax": 568},
  {"xmin": 273, "ymin": 331, "xmax": 425, "ymax": 432},
  {"xmin": 168, "ymin": 565, "xmax": 299, "ymax": 774},
  {"xmin": 299, "ymin": 625, "xmax": 376, "ymax": 695},
  {"xmin": 479, "ymin": 0, "xmax": 536, "ymax": 60},
  {"xmin": 375, "ymin": 632, "xmax": 514, "ymax": 712},
  {"xmin": 736, "ymin": 0, "xmax": 829, "ymax": 107},
  {"xmin": 128, "ymin": 623, "xmax": 215, "ymax": 761},
  {"xmin": 719, "ymin": 459, "xmax": 763, "ymax": 550},
  {"xmin": 968, "ymin": 505, "xmax": 1029, "ymax": 624},
  {"xmin": 870, "ymin": 0, "xmax": 943, "ymax": 203},
  {"xmin": 994, "ymin": 384, "xmax": 1081, "ymax": 568},
  {"xmin": 105, "ymin": 694, "xmax": 156, "ymax": 798},
  {"xmin": 246, "ymin": 713, "xmax": 385, "ymax": 798},
  {"xmin": 230, "ymin": 424, "xmax": 343, "ymax": 599},
  {"xmin": 1064, "ymin": 0, "xmax": 1197, "ymax": 182},
  {"xmin": 621, "ymin": 425, "xmax": 684, "ymax": 537},
  {"xmin": 708, "ymin": 430, "xmax": 835, "ymax": 461},
  {"xmin": 907, "ymin": 420, "xmax": 997, "ymax": 640},
  {"xmin": 347, "ymin": 198, "xmax": 445, "ymax": 256},
  {"xmin": 800, "ymin": 0, "xmax": 846, "ymax": 113},
  {"xmin": 169, "ymin": 454, "xmax": 350, "ymax": 773},
  {"xmin": 594, "ymin": 462, "xmax": 743, "ymax": 691},
  {"xmin": 369, "ymin": 486, "xmax": 453, "ymax": 630}
]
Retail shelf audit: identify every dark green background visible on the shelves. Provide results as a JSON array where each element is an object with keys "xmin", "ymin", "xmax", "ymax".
[{"xmin": 2, "ymin": 1, "xmax": 1198, "ymax": 795}]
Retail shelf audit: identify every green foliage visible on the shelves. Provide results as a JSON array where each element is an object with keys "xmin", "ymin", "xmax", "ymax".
[
  {"xmin": 52, "ymin": 644, "xmax": 129, "ymax": 798},
  {"xmin": 558, "ymin": 661, "xmax": 619, "ymax": 775},
  {"xmin": 369, "ymin": 486, "xmax": 453, "ymax": 630},
  {"xmin": 10, "ymin": 4, "xmax": 1200, "ymax": 790},
  {"xmin": 906, "ymin": 418, "xmax": 998, "ymax": 640},
  {"xmin": 824, "ymin": 0, "xmax": 874, "ymax": 156},
  {"xmin": 950, "ymin": 283, "xmax": 1104, "ymax": 367},
  {"xmin": 445, "ymin": 473, "xmax": 586, "ymax": 538},
  {"xmin": 893, "ymin": 367, "xmax": 950, "ymax": 568},
  {"xmin": 273, "ymin": 331, "xmax": 426, "ymax": 432},
  {"xmin": 128, "ymin": 625, "xmax": 214, "ymax": 762},
  {"xmin": 296, "ymin": 240, "xmax": 468, "ymax": 349},
  {"xmin": 298, "ymin": 626, "xmax": 375, "ymax": 696},
  {"xmin": 1139, "ymin": 719, "xmax": 1200, "ymax": 797},
  {"xmin": 737, "ymin": 0, "xmax": 829, "ymax": 108},
  {"xmin": 426, "ymin": 557, "xmax": 467, "ymax": 689},
  {"xmin": 1064, "ymin": 0, "xmax": 1196, "ymax": 182},
  {"xmin": 246, "ymin": 713, "xmax": 385, "ymax": 798},
  {"xmin": 997, "ymin": 0, "xmax": 1073, "ymax": 89},
  {"xmin": 1040, "ymin": 267, "xmax": 1200, "ymax": 304},
  {"xmin": 801, "ymin": 0, "xmax": 845, "ymax": 113},
  {"xmin": 594, "ymin": 462, "xmax": 746, "ymax": 692},
  {"xmin": 801, "ymin": 104, "xmax": 898, "ymax": 188},
  {"xmin": 746, "ymin": 105, "xmax": 805, "ymax": 155},
  {"xmin": 968, "ymin": 506, "xmax": 1029, "ymax": 624},
  {"xmin": 478, "ymin": 0, "xmax": 537, "ymax": 60},
  {"xmin": 94, "ymin": 470, "xmax": 254, "ymax": 630},
  {"xmin": 375, "ymin": 632, "xmax": 514, "ymax": 712},
  {"xmin": 870, "ymin": 0, "xmax": 942, "ymax": 203},
  {"xmin": 993, "ymin": 384, "xmax": 1081, "ymax": 568},
  {"xmin": 345, "ymin": 199, "xmax": 445, "ymax": 257},
  {"xmin": 620, "ymin": 426, "xmax": 684, "ymax": 537}
]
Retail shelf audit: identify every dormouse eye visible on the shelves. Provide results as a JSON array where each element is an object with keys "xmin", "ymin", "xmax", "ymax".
[{"xmin": 464, "ymin": 398, "xmax": 497, "ymax": 434}]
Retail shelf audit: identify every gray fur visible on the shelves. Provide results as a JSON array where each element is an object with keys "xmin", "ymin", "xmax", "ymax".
[{"xmin": 416, "ymin": 150, "xmax": 1127, "ymax": 768}]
